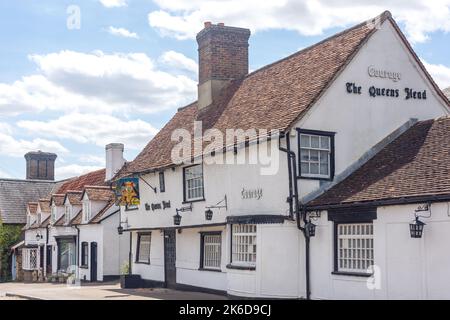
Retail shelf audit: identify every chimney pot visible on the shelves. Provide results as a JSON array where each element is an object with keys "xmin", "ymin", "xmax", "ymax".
[
  {"xmin": 24, "ymin": 151, "xmax": 57, "ymax": 181},
  {"xmin": 204, "ymin": 21, "xmax": 212, "ymax": 28},
  {"xmin": 218, "ymin": 23, "xmax": 225, "ymax": 26},
  {"xmin": 105, "ymin": 143, "xmax": 125, "ymax": 181}
]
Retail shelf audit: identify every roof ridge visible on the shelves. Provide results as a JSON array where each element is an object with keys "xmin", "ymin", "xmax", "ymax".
[
  {"xmin": 84, "ymin": 185, "xmax": 111, "ymax": 189},
  {"xmin": 244, "ymin": 11, "xmax": 390, "ymax": 80}
]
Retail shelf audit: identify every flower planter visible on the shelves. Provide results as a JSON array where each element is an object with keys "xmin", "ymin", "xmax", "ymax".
[{"xmin": 120, "ymin": 274, "xmax": 142, "ymax": 289}]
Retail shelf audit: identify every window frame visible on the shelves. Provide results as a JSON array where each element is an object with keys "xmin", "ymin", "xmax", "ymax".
[
  {"xmin": 64, "ymin": 204, "xmax": 72, "ymax": 224},
  {"xmin": 136, "ymin": 232, "xmax": 151, "ymax": 264},
  {"xmin": 159, "ymin": 171, "xmax": 165, "ymax": 193},
  {"xmin": 333, "ymin": 221, "xmax": 374, "ymax": 277},
  {"xmin": 199, "ymin": 231, "xmax": 222, "ymax": 272},
  {"xmin": 83, "ymin": 200, "xmax": 91, "ymax": 222},
  {"xmin": 51, "ymin": 204, "xmax": 57, "ymax": 224},
  {"xmin": 80, "ymin": 242, "xmax": 89, "ymax": 268},
  {"xmin": 228, "ymin": 224, "xmax": 257, "ymax": 270},
  {"xmin": 297, "ymin": 128, "xmax": 335, "ymax": 181},
  {"xmin": 182, "ymin": 164, "xmax": 205, "ymax": 203}
]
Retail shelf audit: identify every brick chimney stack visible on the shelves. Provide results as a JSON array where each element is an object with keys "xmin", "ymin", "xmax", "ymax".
[
  {"xmin": 24, "ymin": 151, "xmax": 57, "ymax": 181},
  {"xmin": 196, "ymin": 22, "xmax": 251, "ymax": 110}
]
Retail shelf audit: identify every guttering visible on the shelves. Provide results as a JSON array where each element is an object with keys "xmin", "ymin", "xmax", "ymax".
[{"xmin": 306, "ymin": 193, "xmax": 450, "ymax": 211}]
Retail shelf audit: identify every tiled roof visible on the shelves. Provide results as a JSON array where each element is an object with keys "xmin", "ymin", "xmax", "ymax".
[
  {"xmin": 0, "ymin": 179, "xmax": 56, "ymax": 224},
  {"xmin": 70, "ymin": 210, "xmax": 83, "ymax": 225},
  {"xmin": 53, "ymin": 214, "xmax": 66, "ymax": 226},
  {"xmin": 40, "ymin": 215, "xmax": 51, "ymax": 228},
  {"xmin": 83, "ymin": 186, "xmax": 114, "ymax": 201},
  {"xmin": 118, "ymin": 12, "xmax": 405, "ymax": 176},
  {"xmin": 308, "ymin": 117, "xmax": 450, "ymax": 207},
  {"xmin": 51, "ymin": 194, "xmax": 65, "ymax": 206},
  {"xmin": 56, "ymin": 169, "xmax": 106, "ymax": 194},
  {"xmin": 90, "ymin": 201, "xmax": 116, "ymax": 224},
  {"xmin": 64, "ymin": 191, "xmax": 83, "ymax": 206},
  {"xmin": 27, "ymin": 202, "xmax": 38, "ymax": 215},
  {"xmin": 38, "ymin": 199, "xmax": 51, "ymax": 213}
]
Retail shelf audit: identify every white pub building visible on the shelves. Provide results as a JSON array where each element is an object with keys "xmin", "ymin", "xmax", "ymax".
[{"xmin": 116, "ymin": 11, "xmax": 450, "ymax": 299}]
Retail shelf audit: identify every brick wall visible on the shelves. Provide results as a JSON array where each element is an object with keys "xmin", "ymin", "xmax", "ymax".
[{"xmin": 197, "ymin": 23, "xmax": 251, "ymax": 84}]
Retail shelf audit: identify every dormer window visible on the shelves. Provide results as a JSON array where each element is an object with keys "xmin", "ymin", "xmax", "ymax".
[
  {"xmin": 51, "ymin": 205, "xmax": 56, "ymax": 223},
  {"xmin": 65, "ymin": 205, "xmax": 72, "ymax": 224},
  {"xmin": 83, "ymin": 201, "xmax": 91, "ymax": 222}
]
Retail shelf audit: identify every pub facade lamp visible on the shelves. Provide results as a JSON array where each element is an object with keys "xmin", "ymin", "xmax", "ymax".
[
  {"xmin": 36, "ymin": 233, "xmax": 43, "ymax": 241},
  {"xmin": 173, "ymin": 212, "xmax": 182, "ymax": 226},
  {"xmin": 205, "ymin": 209, "xmax": 213, "ymax": 221},
  {"xmin": 204, "ymin": 195, "xmax": 228, "ymax": 221},
  {"xmin": 117, "ymin": 225, "xmax": 124, "ymax": 235},
  {"xmin": 410, "ymin": 217, "xmax": 426, "ymax": 238},
  {"xmin": 305, "ymin": 222, "xmax": 317, "ymax": 238}
]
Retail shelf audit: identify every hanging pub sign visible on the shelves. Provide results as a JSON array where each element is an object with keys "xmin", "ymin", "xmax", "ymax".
[{"xmin": 114, "ymin": 177, "xmax": 140, "ymax": 206}]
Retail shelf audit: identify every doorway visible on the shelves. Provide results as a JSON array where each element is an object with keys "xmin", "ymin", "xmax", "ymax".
[
  {"xmin": 164, "ymin": 229, "xmax": 176, "ymax": 288},
  {"xmin": 46, "ymin": 246, "xmax": 52, "ymax": 275},
  {"xmin": 90, "ymin": 242, "xmax": 97, "ymax": 282}
]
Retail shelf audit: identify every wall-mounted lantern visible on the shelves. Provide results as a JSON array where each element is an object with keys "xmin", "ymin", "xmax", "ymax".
[
  {"xmin": 205, "ymin": 195, "xmax": 228, "ymax": 221},
  {"xmin": 305, "ymin": 222, "xmax": 316, "ymax": 238},
  {"xmin": 173, "ymin": 203, "xmax": 193, "ymax": 226},
  {"xmin": 117, "ymin": 218, "xmax": 128, "ymax": 235},
  {"xmin": 205, "ymin": 209, "xmax": 213, "ymax": 221},
  {"xmin": 410, "ymin": 217, "xmax": 426, "ymax": 238},
  {"xmin": 410, "ymin": 203, "xmax": 431, "ymax": 238},
  {"xmin": 35, "ymin": 233, "xmax": 43, "ymax": 241},
  {"xmin": 173, "ymin": 212, "xmax": 182, "ymax": 226}
]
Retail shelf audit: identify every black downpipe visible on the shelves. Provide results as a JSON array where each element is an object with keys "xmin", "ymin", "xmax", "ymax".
[
  {"xmin": 279, "ymin": 132, "xmax": 311, "ymax": 300},
  {"xmin": 279, "ymin": 135, "xmax": 294, "ymax": 218},
  {"xmin": 75, "ymin": 225, "xmax": 80, "ymax": 281},
  {"xmin": 128, "ymin": 233, "xmax": 132, "ymax": 275}
]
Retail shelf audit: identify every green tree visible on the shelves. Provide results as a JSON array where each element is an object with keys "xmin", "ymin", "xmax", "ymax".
[{"xmin": 0, "ymin": 222, "xmax": 22, "ymax": 281}]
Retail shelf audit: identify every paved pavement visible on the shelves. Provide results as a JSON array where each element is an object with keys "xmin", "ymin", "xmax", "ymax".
[{"xmin": 0, "ymin": 282, "xmax": 228, "ymax": 300}]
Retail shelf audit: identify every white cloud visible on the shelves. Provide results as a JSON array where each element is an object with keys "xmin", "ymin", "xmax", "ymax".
[
  {"xmin": 0, "ymin": 132, "xmax": 68, "ymax": 158},
  {"xmin": 56, "ymin": 164, "xmax": 104, "ymax": 180},
  {"xmin": 148, "ymin": 0, "xmax": 450, "ymax": 43},
  {"xmin": 422, "ymin": 60, "xmax": 450, "ymax": 89},
  {"xmin": 0, "ymin": 50, "xmax": 197, "ymax": 116},
  {"xmin": 18, "ymin": 113, "xmax": 159, "ymax": 150},
  {"xmin": 159, "ymin": 50, "xmax": 198, "ymax": 73},
  {"xmin": 108, "ymin": 26, "xmax": 139, "ymax": 39},
  {"xmin": 79, "ymin": 154, "xmax": 106, "ymax": 166},
  {"xmin": 99, "ymin": 0, "xmax": 127, "ymax": 8},
  {"xmin": 0, "ymin": 168, "xmax": 13, "ymax": 179}
]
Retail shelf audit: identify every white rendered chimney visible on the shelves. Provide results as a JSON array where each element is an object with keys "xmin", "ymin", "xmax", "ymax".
[{"xmin": 105, "ymin": 143, "xmax": 125, "ymax": 181}]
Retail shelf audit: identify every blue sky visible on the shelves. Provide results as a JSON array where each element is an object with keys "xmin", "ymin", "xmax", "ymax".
[{"xmin": 0, "ymin": 0, "xmax": 449, "ymax": 180}]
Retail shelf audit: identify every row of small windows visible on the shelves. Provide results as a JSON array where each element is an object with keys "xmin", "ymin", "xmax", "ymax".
[
  {"xmin": 135, "ymin": 221, "xmax": 374, "ymax": 275},
  {"xmin": 135, "ymin": 224, "xmax": 257, "ymax": 270}
]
